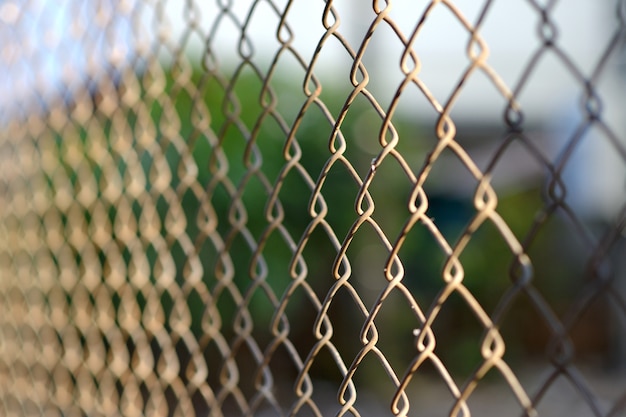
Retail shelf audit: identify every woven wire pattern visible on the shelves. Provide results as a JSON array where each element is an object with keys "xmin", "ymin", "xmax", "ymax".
[{"xmin": 1, "ymin": 1, "xmax": 626, "ymax": 416}]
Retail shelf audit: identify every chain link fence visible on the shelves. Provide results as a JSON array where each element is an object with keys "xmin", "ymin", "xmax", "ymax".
[{"xmin": 1, "ymin": 1, "xmax": 626, "ymax": 416}]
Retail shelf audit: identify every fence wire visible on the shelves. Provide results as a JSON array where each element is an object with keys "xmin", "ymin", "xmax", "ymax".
[{"xmin": 1, "ymin": 1, "xmax": 626, "ymax": 416}]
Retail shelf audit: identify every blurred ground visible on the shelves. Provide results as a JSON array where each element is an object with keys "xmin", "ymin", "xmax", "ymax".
[{"xmin": 254, "ymin": 363, "xmax": 626, "ymax": 416}]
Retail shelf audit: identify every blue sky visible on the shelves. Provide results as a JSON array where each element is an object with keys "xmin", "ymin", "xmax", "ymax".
[
  {"xmin": 0, "ymin": 0, "xmax": 136, "ymax": 120},
  {"xmin": 0, "ymin": 0, "xmax": 617, "ymax": 121}
]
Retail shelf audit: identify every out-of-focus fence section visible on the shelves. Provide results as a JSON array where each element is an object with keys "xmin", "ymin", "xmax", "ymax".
[{"xmin": 1, "ymin": 1, "xmax": 626, "ymax": 416}]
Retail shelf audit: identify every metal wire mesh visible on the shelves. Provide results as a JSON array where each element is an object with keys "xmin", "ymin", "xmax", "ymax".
[{"xmin": 1, "ymin": 1, "xmax": 626, "ymax": 416}]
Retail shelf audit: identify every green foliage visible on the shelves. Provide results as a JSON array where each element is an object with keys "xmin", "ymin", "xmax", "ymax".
[{"xmin": 65, "ymin": 60, "xmax": 567, "ymax": 377}]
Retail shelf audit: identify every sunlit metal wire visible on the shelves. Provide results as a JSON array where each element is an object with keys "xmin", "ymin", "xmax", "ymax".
[{"xmin": 1, "ymin": 1, "xmax": 626, "ymax": 416}]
